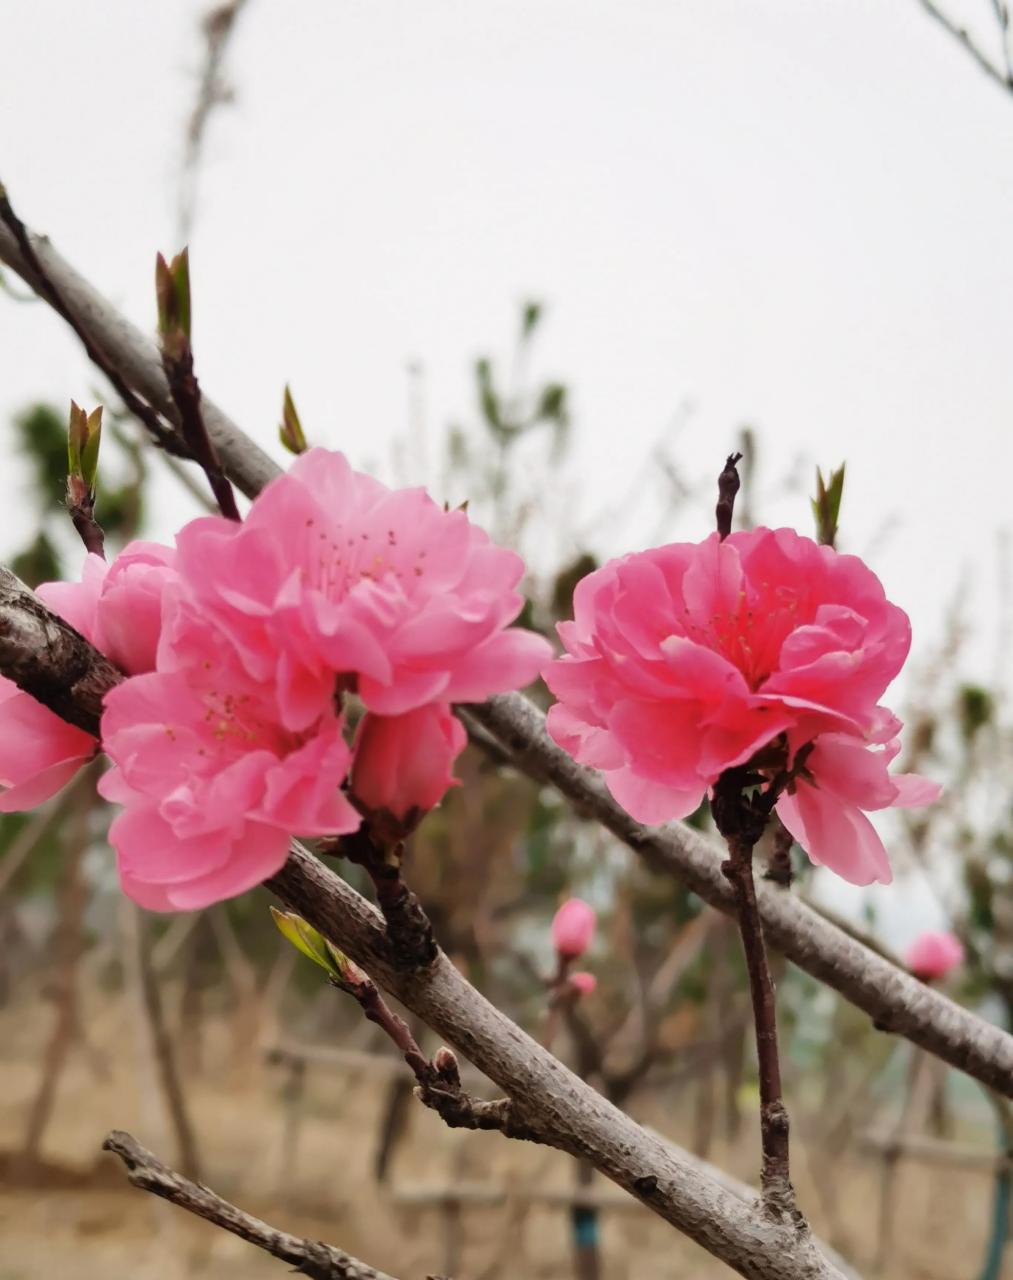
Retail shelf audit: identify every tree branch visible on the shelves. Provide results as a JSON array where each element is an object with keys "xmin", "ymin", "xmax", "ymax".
[
  {"xmin": 917, "ymin": 0, "xmax": 1013, "ymax": 95},
  {"xmin": 103, "ymin": 1130, "xmax": 408, "ymax": 1280}
]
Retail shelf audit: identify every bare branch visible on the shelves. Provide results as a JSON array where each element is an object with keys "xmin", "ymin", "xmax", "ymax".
[
  {"xmin": 103, "ymin": 1130, "xmax": 407, "ymax": 1280},
  {"xmin": 917, "ymin": 0, "xmax": 1013, "ymax": 95},
  {"xmin": 179, "ymin": 0, "xmax": 254, "ymax": 241}
]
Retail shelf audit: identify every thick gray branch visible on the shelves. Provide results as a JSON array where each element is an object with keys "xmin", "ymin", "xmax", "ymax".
[
  {"xmin": 103, "ymin": 1130, "xmax": 403, "ymax": 1280},
  {"xmin": 1, "ymin": 214, "xmax": 1009, "ymax": 1103}
]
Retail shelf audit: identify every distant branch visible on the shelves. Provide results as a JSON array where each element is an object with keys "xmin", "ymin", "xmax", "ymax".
[
  {"xmin": 179, "ymin": 0, "xmax": 254, "ymax": 240},
  {"xmin": 917, "ymin": 0, "xmax": 1013, "ymax": 95}
]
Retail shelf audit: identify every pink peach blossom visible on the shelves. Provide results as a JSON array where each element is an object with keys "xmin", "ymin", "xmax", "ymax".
[
  {"xmin": 350, "ymin": 704, "xmax": 467, "ymax": 823},
  {"xmin": 551, "ymin": 897, "xmax": 596, "ymax": 958},
  {"xmin": 168, "ymin": 448, "xmax": 552, "ymax": 729},
  {"xmin": 568, "ymin": 971, "xmax": 598, "ymax": 996},
  {"xmin": 545, "ymin": 527, "xmax": 939, "ymax": 885},
  {"xmin": 904, "ymin": 930, "xmax": 964, "ymax": 980},
  {"xmin": 0, "ymin": 542, "xmax": 178, "ymax": 812},
  {"xmin": 99, "ymin": 616, "xmax": 360, "ymax": 910}
]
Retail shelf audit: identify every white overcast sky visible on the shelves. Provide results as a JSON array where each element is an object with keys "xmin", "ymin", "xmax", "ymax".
[{"xmin": 1, "ymin": 0, "xmax": 1012, "ymax": 930}]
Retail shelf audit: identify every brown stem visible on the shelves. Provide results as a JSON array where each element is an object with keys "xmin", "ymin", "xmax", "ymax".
[
  {"xmin": 69, "ymin": 505, "xmax": 106, "ymax": 558},
  {"xmin": 162, "ymin": 344, "xmax": 240, "ymax": 520},
  {"xmin": 338, "ymin": 829, "xmax": 437, "ymax": 969},
  {"xmin": 103, "ymin": 1130, "xmax": 408, "ymax": 1280},
  {"xmin": 721, "ymin": 833, "xmax": 795, "ymax": 1219}
]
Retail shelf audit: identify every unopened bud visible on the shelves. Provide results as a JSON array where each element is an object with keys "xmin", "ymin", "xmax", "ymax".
[
  {"xmin": 568, "ymin": 971, "xmax": 597, "ymax": 997},
  {"xmin": 432, "ymin": 1045, "xmax": 461, "ymax": 1084},
  {"xmin": 551, "ymin": 898, "xmax": 596, "ymax": 959}
]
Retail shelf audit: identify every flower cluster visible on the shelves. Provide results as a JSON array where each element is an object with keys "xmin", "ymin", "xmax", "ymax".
[
  {"xmin": 1, "ymin": 450, "xmax": 552, "ymax": 909},
  {"xmin": 545, "ymin": 527, "xmax": 939, "ymax": 885}
]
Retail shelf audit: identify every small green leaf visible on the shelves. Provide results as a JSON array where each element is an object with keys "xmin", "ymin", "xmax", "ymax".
[
  {"xmin": 811, "ymin": 463, "xmax": 845, "ymax": 547},
  {"xmin": 270, "ymin": 907, "xmax": 339, "ymax": 976},
  {"xmin": 279, "ymin": 384, "xmax": 308, "ymax": 455},
  {"xmin": 270, "ymin": 907, "xmax": 366, "ymax": 986},
  {"xmin": 155, "ymin": 248, "xmax": 192, "ymax": 354},
  {"xmin": 67, "ymin": 400, "xmax": 102, "ymax": 493}
]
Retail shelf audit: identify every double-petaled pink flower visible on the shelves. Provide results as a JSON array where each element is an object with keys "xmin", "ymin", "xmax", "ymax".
[
  {"xmin": 167, "ymin": 448, "xmax": 552, "ymax": 727},
  {"xmin": 545, "ymin": 527, "xmax": 939, "ymax": 885}
]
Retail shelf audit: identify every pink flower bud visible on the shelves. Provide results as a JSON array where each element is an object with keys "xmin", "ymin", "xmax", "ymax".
[
  {"xmin": 551, "ymin": 898, "xmax": 596, "ymax": 958},
  {"xmin": 568, "ymin": 971, "xmax": 597, "ymax": 997},
  {"xmin": 904, "ymin": 930, "xmax": 964, "ymax": 980},
  {"xmin": 350, "ymin": 704, "xmax": 467, "ymax": 824}
]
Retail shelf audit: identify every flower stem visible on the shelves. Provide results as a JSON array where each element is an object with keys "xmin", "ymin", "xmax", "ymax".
[{"xmin": 721, "ymin": 831, "xmax": 796, "ymax": 1219}]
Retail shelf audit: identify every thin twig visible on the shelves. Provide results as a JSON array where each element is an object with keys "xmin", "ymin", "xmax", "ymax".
[
  {"xmin": 103, "ymin": 1130, "xmax": 408, "ymax": 1280},
  {"xmin": 328, "ymin": 955, "xmax": 538, "ymax": 1139},
  {"xmin": 917, "ymin": 0, "xmax": 1013, "ymax": 94},
  {"xmin": 711, "ymin": 771, "xmax": 796, "ymax": 1221},
  {"xmin": 179, "ymin": 0, "xmax": 253, "ymax": 241},
  {"xmin": 162, "ymin": 339, "xmax": 241, "ymax": 520}
]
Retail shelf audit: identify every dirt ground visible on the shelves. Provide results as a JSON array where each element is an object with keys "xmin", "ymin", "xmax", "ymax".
[{"xmin": 0, "ymin": 989, "xmax": 1001, "ymax": 1280}]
